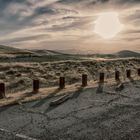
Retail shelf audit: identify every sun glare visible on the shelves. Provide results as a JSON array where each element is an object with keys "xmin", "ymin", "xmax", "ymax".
[{"xmin": 94, "ymin": 12, "xmax": 123, "ymax": 39}]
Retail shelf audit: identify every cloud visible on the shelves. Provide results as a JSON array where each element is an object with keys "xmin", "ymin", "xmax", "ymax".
[
  {"xmin": 123, "ymin": 29, "xmax": 140, "ymax": 35},
  {"xmin": 0, "ymin": 0, "xmax": 139, "ymax": 52}
]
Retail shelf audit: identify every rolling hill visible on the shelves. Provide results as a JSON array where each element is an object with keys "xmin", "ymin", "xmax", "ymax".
[
  {"xmin": 114, "ymin": 50, "xmax": 140, "ymax": 57},
  {"xmin": 0, "ymin": 45, "xmax": 139, "ymax": 62},
  {"xmin": 0, "ymin": 45, "xmax": 34, "ymax": 55},
  {"xmin": 31, "ymin": 49, "xmax": 66, "ymax": 56}
]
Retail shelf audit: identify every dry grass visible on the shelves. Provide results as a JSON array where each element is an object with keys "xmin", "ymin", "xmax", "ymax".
[
  {"xmin": 0, "ymin": 58, "xmax": 139, "ymax": 107},
  {"xmin": 0, "ymin": 74, "xmax": 139, "ymax": 107},
  {"xmin": 0, "ymin": 58, "xmax": 139, "ymax": 94}
]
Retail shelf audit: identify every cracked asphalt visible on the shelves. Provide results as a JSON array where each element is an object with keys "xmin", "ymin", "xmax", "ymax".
[{"xmin": 0, "ymin": 80, "xmax": 140, "ymax": 140}]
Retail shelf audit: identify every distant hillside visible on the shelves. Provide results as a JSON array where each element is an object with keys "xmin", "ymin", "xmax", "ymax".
[
  {"xmin": 0, "ymin": 45, "xmax": 67, "ymax": 56},
  {"xmin": 0, "ymin": 45, "xmax": 76, "ymax": 62},
  {"xmin": 56, "ymin": 49, "xmax": 97, "ymax": 55},
  {"xmin": 31, "ymin": 49, "xmax": 66, "ymax": 56},
  {"xmin": 0, "ymin": 45, "xmax": 139, "ymax": 62},
  {"xmin": 0, "ymin": 45, "xmax": 32, "ymax": 54},
  {"xmin": 114, "ymin": 50, "xmax": 140, "ymax": 58},
  {"xmin": 0, "ymin": 45, "xmax": 21, "ymax": 53}
]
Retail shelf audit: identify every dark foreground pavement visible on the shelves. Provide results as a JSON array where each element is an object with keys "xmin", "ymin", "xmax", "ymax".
[{"xmin": 0, "ymin": 81, "xmax": 140, "ymax": 140}]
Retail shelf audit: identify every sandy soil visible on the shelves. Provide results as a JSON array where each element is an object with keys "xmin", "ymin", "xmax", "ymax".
[
  {"xmin": 0, "ymin": 58, "xmax": 139, "ymax": 94},
  {"xmin": 0, "ymin": 79, "xmax": 140, "ymax": 140}
]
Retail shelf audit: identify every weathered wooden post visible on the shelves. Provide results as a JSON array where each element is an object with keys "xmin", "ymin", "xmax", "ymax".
[
  {"xmin": 59, "ymin": 77, "xmax": 65, "ymax": 89},
  {"xmin": 0, "ymin": 83, "xmax": 5, "ymax": 99},
  {"xmin": 99, "ymin": 73, "xmax": 104, "ymax": 83},
  {"xmin": 126, "ymin": 69, "xmax": 131, "ymax": 78},
  {"xmin": 33, "ymin": 79, "xmax": 39, "ymax": 93},
  {"xmin": 115, "ymin": 71, "xmax": 120, "ymax": 81},
  {"xmin": 138, "ymin": 69, "xmax": 140, "ymax": 76},
  {"xmin": 82, "ymin": 74, "xmax": 87, "ymax": 87}
]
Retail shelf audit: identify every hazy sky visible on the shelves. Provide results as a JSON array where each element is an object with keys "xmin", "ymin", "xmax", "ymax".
[{"xmin": 0, "ymin": 0, "xmax": 139, "ymax": 53}]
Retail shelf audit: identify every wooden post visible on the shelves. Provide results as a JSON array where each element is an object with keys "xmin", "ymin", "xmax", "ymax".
[
  {"xmin": 82, "ymin": 74, "xmax": 87, "ymax": 87},
  {"xmin": 115, "ymin": 71, "xmax": 120, "ymax": 81},
  {"xmin": 126, "ymin": 70, "xmax": 131, "ymax": 78},
  {"xmin": 33, "ymin": 79, "xmax": 39, "ymax": 93},
  {"xmin": 99, "ymin": 73, "xmax": 104, "ymax": 83},
  {"xmin": 59, "ymin": 77, "xmax": 65, "ymax": 89},
  {"xmin": 138, "ymin": 69, "xmax": 140, "ymax": 76},
  {"xmin": 0, "ymin": 83, "xmax": 5, "ymax": 99}
]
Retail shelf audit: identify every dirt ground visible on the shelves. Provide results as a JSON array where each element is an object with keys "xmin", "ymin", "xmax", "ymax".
[{"xmin": 0, "ymin": 79, "xmax": 140, "ymax": 140}]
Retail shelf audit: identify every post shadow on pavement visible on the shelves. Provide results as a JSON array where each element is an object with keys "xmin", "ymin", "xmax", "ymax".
[
  {"xmin": 0, "ymin": 90, "xmax": 37, "ymax": 114},
  {"xmin": 0, "ymin": 106, "xmax": 10, "ymax": 113},
  {"xmin": 128, "ymin": 77, "xmax": 135, "ymax": 84},
  {"xmin": 71, "ymin": 87, "xmax": 84, "ymax": 99},
  {"xmin": 96, "ymin": 82, "xmax": 104, "ymax": 93},
  {"xmin": 44, "ymin": 86, "xmax": 84, "ymax": 114},
  {"xmin": 32, "ymin": 88, "xmax": 61, "ymax": 108},
  {"xmin": 116, "ymin": 78, "xmax": 121, "ymax": 85}
]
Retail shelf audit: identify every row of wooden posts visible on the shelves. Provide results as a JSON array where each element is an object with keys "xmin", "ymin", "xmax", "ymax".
[{"xmin": 0, "ymin": 69, "xmax": 140, "ymax": 99}]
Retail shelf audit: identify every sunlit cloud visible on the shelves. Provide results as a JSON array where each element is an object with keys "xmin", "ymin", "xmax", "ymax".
[{"xmin": 0, "ymin": 0, "xmax": 139, "ymax": 53}]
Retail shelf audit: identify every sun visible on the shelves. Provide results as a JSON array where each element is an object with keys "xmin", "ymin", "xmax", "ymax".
[{"xmin": 94, "ymin": 12, "xmax": 123, "ymax": 39}]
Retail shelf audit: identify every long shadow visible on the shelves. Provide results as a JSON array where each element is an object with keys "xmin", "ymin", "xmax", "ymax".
[
  {"xmin": 116, "ymin": 79, "xmax": 121, "ymax": 84},
  {"xmin": 44, "ymin": 86, "xmax": 84, "ymax": 114},
  {"xmin": 128, "ymin": 77, "xmax": 136, "ymax": 84},
  {"xmin": 96, "ymin": 82, "xmax": 104, "ymax": 93},
  {"xmin": 0, "ymin": 106, "xmax": 10, "ymax": 113},
  {"xmin": 32, "ymin": 88, "xmax": 61, "ymax": 108},
  {"xmin": 71, "ymin": 87, "xmax": 84, "ymax": 99},
  {"xmin": 0, "ymin": 91, "xmax": 33, "ymax": 114}
]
